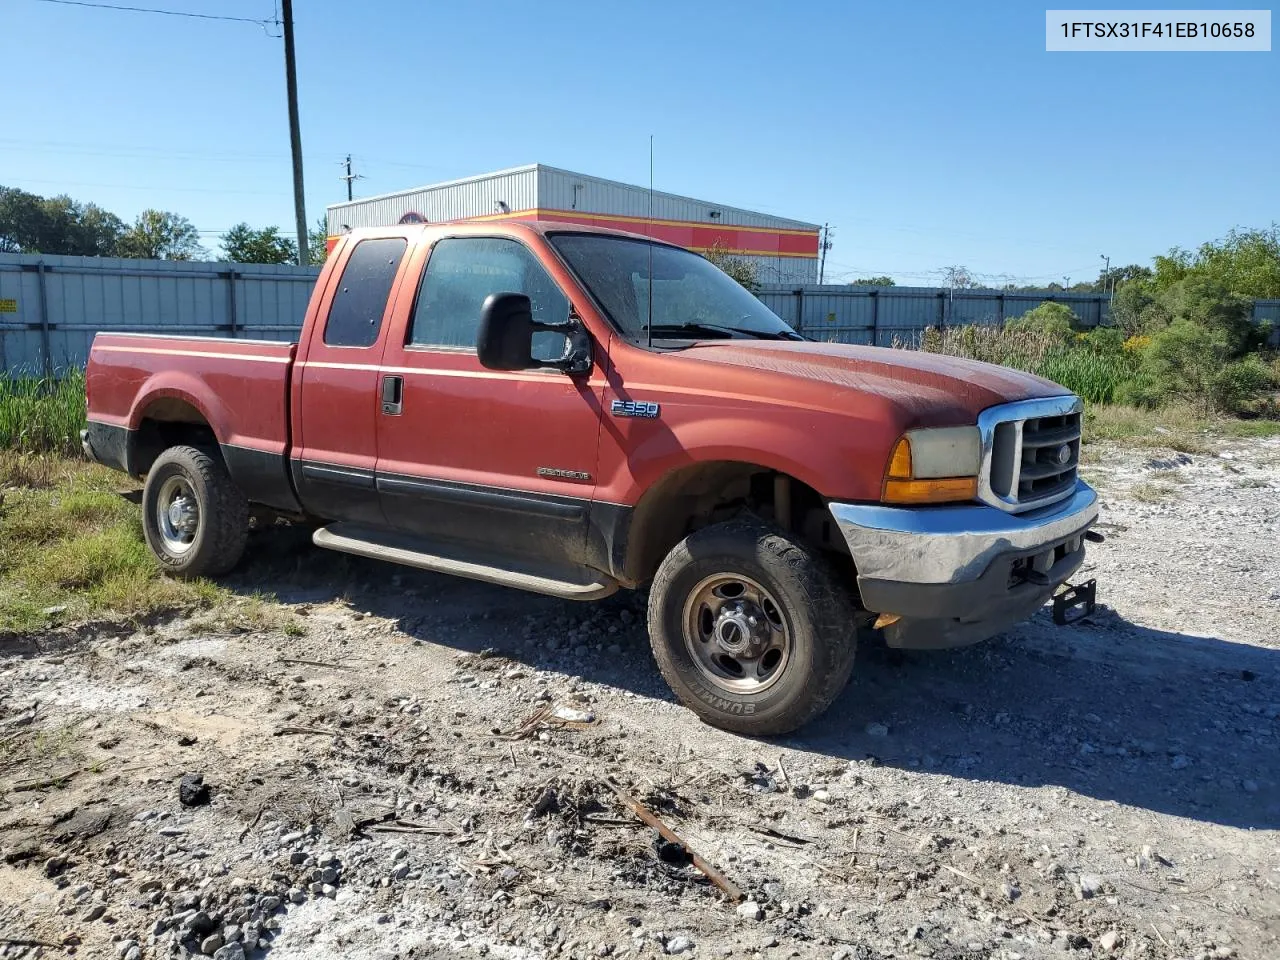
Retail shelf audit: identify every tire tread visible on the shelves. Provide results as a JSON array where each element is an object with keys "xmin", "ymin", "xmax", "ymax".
[
  {"xmin": 143, "ymin": 445, "xmax": 248, "ymax": 578},
  {"xmin": 647, "ymin": 517, "xmax": 857, "ymax": 736}
]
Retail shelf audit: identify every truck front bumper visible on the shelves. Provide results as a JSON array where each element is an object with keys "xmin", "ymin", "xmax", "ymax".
[{"xmin": 828, "ymin": 481, "xmax": 1099, "ymax": 650}]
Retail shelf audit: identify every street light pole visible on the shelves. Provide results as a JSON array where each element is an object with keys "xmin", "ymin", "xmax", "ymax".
[{"xmin": 282, "ymin": 0, "xmax": 309, "ymax": 266}]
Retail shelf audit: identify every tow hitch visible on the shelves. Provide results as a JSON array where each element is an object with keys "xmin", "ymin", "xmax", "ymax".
[
  {"xmin": 1053, "ymin": 579, "xmax": 1097, "ymax": 625},
  {"xmin": 1051, "ymin": 528, "xmax": 1103, "ymax": 625}
]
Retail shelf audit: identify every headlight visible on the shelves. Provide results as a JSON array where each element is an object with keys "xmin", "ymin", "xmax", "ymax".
[{"xmin": 882, "ymin": 426, "xmax": 980, "ymax": 505}]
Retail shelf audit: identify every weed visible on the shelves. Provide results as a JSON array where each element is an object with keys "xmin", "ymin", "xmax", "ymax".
[
  {"xmin": 1147, "ymin": 468, "xmax": 1188, "ymax": 483},
  {"xmin": 0, "ymin": 457, "xmax": 226, "ymax": 633},
  {"xmin": 0, "ymin": 370, "xmax": 87, "ymax": 457},
  {"xmin": 1215, "ymin": 418, "xmax": 1280, "ymax": 439},
  {"xmin": 1128, "ymin": 481, "xmax": 1179, "ymax": 502}
]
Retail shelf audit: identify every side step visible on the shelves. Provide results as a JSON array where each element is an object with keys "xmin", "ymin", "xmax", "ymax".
[{"xmin": 311, "ymin": 524, "xmax": 618, "ymax": 601}]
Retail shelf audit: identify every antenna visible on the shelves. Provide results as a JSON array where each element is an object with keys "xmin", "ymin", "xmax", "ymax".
[{"xmin": 646, "ymin": 135, "xmax": 654, "ymax": 349}]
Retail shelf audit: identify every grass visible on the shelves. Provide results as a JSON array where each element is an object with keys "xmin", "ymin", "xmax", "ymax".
[
  {"xmin": 1083, "ymin": 404, "xmax": 1221, "ymax": 454},
  {"xmin": 0, "ymin": 454, "xmax": 225, "ymax": 634},
  {"xmin": 0, "ymin": 370, "xmax": 87, "ymax": 458},
  {"xmin": 187, "ymin": 593, "xmax": 304, "ymax": 636},
  {"xmin": 1215, "ymin": 418, "xmax": 1280, "ymax": 438},
  {"xmin": 1128, "ymin": 480, "xmax": 1179, "ymax": 502}
]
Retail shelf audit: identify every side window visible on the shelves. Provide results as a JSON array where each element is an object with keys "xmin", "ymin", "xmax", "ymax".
[
  {"xmin": 409, "ymin": 237, "xmax": 569, "ymax": 359},
  {"xmin": 323, "ymin": 237, "xmax": 408, "ymax": 348}
]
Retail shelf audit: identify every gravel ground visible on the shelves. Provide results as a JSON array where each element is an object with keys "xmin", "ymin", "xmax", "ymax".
[{"xmin": 1, "ymin": 436, "xmax": 1277, "ymax": 960}]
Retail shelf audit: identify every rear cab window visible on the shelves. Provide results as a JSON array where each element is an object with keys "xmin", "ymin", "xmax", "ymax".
[{"xmin": 323, "ymin": 237, "xmax": 409, "ymax": 347}]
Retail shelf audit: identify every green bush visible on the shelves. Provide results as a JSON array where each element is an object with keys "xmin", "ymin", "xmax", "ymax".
[
  {"xmin": 1082, "ymin": 326, "xmax": 1126, "ymax": 354},
  {"xmin": 1160, "ymin": 275, "xmax": 1255, "ymax": 352},
  {"xmin": 1209, "ymin": 355, "xmax": 1276, "ymax": 414},
  {"xmin": 1006, "ymin": 301, "xmax": 1078, "ymax": 340},
  {"xmin": 1115, "ymin": 318, "xmax": 1271, "ymax": 415}
]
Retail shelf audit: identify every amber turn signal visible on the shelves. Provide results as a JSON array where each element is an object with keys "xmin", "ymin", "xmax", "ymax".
[
  {"xmin": 882, "ymin": 476, "xmax": 979, "ymax": 504},
  {"xmin": 886, "ymin": 437, "xmax": 912, "ymax": 479}
]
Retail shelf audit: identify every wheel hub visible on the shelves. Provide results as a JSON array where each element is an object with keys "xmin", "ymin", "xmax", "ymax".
[
  {"xmin": 168, "ymin": 497, "xmax": 198, "ymax": 535},
  {"xmin": 713, "ymin": 600, "xmax": 772, "ymax": 659},
  {"xmin": 682, "ymin": 573, "xmax": 791, "ymax": 695},
  {"xmin": 155, "ymin": 475, "xmax": 200, "ymax": 555}
]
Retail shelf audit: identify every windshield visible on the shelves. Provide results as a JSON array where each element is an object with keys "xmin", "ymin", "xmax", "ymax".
[{"xmin": 548, "ymin": 233, "xmax": 798, "ymax": 343}]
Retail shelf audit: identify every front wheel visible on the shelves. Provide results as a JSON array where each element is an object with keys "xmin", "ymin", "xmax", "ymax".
[
  {"xmin": 647, "ymin": 518, "xmax": 858, "ymax": 736},
  {"xmin": 142, "ymin": 445, "xmax": 248, "ymax": 578}
]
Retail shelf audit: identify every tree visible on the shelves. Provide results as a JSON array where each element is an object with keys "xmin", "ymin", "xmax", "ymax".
[
  {"xmin": 0, "ymin": 186, "xmax": 124, "ymax": 256},
  {"xmin": 703, "ymin": 241, "xmax": 758, "ymax": 292},
  {"xmin": 1006, "ymin": 301, "xmax": 1078, "ymax": 339},
  {"xmin": 116, "ymin": 209, "xmax": 205, "ymax": 261},
  {"xmin": 1151, "ymin": 226, "xmax": 1280, "ymax": 299},
  {"xmin": 220, "ymin": 223, "xmax": 297, "ymax": 264},
  {"xmin": 1101, "ymin": 264, "xmax": 1153, "ymax": 289},
  {"xmin": 942, "ymin": 265, "xmax": 979, "ymax": 289},
  {"xmin": 0, "ymin": 187, "xmax": 41, "ymax": 252},
  {"xmin": 307, "ymin": 217, "xmax": 329, "ymax": 265},
  {"xmin": 852, "ymin": 276, "xmax": 895, "ymax": 287}
]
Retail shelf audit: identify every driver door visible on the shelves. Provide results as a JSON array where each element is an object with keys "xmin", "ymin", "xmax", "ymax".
[{"xmin": 374, "ymin": 235, "xmax": 607, "ymax": 566}]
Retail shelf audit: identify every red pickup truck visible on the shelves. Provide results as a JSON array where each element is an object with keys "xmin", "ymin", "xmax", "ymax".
[{"xmin": 83, "ymin": 221, "xmax": 1099, "ymax": 734}]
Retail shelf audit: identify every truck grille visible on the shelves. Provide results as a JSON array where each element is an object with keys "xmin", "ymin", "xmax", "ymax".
[{"xmin": 978, "ymin": 397, "xmax": 1083, "ymax": 513}]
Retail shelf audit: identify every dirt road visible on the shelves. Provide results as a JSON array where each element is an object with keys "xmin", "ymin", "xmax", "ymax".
[{"xmin": 1, "ymin": 437, "xmax": 1277, "ymax": 960}]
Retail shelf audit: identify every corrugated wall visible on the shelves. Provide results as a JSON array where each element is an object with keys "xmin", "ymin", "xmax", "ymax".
[
  {"xmin": 535, "ymin": 166, "xmax": 817, "ymax": 229},
  {"xmin": 0, "ymin": 253, "xmax": 319, "ymax": 375},
  {"xmin": 756, "ymin": 285, "xmax": 1126, "ymax": 345},
  {"xmin": 3, "ymin": 256, "xmax": 1275, "ymax": 375},
  {"xmin": 325, "ymin": 166, "xmax": 540, "ymax": 234}
]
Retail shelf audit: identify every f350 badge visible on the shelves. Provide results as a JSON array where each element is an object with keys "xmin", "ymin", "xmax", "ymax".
[{"xmin": 611, "ymin": 399, "xmax": 660, "ymax": 419}]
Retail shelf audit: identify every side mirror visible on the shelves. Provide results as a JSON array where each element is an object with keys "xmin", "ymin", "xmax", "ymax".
[{"xmin": 477, "ymin": 292, "xmax": 590, "ymax": 374}]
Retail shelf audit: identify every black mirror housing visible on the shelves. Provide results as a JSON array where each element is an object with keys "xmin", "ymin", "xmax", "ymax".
[
  {"xmin": 477, "ymin": 292, "xmax": 536, "ymax": 371},
  {"xmin": 477, "ymin": 292, "xmax": 590, "ymax": 374}
]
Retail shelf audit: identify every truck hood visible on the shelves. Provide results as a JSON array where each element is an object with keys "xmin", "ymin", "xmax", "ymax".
[{"xmin": 680, "ymin": 340, "xmax": 1070, "ymax": 423}]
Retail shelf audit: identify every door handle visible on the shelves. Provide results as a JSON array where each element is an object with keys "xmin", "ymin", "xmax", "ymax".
[{"xmin": 381, "ymin": 375, "xmax": 403, "ymax": 416}]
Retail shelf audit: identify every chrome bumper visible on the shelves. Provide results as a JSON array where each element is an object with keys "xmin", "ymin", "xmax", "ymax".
[{"xmin": 828, "ymin": 480, "xmax": 1099, "ymax": 586}]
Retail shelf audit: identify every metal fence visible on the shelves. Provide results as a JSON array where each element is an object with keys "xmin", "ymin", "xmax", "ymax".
[
  {"xmin": 0, "ymin": 253, "xmax": 320, "ymax": 375},
  {"xmin": 757, "ymin": 284, "xmax": 1280, "ymax": 346},
  {"xmin": 1, "ymin": 253, "xmax": 1277, "ymax": 375},
  {"xmin": 760, "ymin": 285, "xmax": 1120, "ymax": 345}
]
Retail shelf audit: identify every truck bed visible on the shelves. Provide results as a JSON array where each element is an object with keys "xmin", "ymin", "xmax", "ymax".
[{"xmin": 84, "ymin": 332, "xmax": 299, "ymax": 510}]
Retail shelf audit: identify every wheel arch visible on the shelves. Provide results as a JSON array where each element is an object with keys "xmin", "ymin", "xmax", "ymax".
[
  {"xmin": 127, "ymin": 379, "xmax": 224, "ymax": 476},
  {"xmin": 613, "ymin": 459, "xmax": 850, "ymax": 587}
]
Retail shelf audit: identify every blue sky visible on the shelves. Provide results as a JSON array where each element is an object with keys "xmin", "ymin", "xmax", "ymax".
[{"xmin": 5, "ymin": 0, "xmax": 1276, "ymax": 284}]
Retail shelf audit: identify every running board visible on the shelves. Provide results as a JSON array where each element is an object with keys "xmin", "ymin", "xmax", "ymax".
[{"xmin": 311, "ymin": 524, "xmax": 617, "ymax": 601}]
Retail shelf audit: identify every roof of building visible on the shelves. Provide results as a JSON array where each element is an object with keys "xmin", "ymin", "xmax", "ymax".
[{"xmin": 326, "ymin": 163, "xmax": 820, "ymax": 232}]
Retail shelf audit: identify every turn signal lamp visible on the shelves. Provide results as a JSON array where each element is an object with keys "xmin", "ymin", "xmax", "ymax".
[{"xmin": 881, "ymin": 427, "xmax": 981, "ymax": 505}]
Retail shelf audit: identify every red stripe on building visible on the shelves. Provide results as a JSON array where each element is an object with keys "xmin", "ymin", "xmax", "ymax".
[{"xmin": 525, "ymin": 211, "xmax": 819, "ymax": 258}]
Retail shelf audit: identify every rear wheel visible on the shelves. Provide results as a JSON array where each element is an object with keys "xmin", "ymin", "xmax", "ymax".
[
  {"xmin": 142, "ymin": 445, "xmax": 248, "ymax": 577},
  {"xmin": 647, "ymin": 518, "xmax": 858, "ymax": 736}
]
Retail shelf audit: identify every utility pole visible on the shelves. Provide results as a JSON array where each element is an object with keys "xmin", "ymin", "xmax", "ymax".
[
  {"xmin": 340, "ymin": 154, "xmax": 363, "ymax": 202},
  {"xmin": 282, "ymin": 0, "xmax": 308, "ymax": 266},
  {"xmin": 818, "ymin": 223, "xmax": 833, "ymax": 285},
  {"xmin": 1100, "ymin": 254, "xmax": 1111, "ymax": 324}
]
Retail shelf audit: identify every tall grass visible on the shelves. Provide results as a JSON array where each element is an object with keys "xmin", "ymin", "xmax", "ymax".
[
  {"xmin": 0, "ymin": 368, "xmax": 87, "ymax": 457},
  {"xmin": 909, "ymin": 326, "xmax": 1138, "ymax": 405},
  {"xmin": 1037, "ymin": 347, "xmax": 1134, "ymax": 405}
]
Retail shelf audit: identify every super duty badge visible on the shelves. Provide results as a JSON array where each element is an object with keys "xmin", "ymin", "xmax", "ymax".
[{"xmin": 611, "ymin": 399, "xmax": 660, "ymax": 419}]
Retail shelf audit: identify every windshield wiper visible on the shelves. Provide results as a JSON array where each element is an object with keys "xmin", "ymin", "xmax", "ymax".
[{"xmin": 644, "ymin": 322, "xmax": 804, "ymax": 342}]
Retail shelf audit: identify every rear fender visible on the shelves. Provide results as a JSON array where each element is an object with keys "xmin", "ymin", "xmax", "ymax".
[{"xmin": 124, "ymin": 371, "xmax": 228, "ymax": 473}]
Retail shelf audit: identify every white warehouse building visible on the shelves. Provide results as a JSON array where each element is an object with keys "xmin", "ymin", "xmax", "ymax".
[{"xmin": 325, "ymin": 164, "xmax": 821, "ymax": 285}]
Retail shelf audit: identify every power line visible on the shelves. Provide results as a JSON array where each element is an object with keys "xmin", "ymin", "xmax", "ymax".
[
  {"xmin": 2, "ymin": 175, "xmax": 285, "ymax": 196},
  {"xmin": 32, "ymin": 0, "xmax": 278, "ymax": 28}
]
